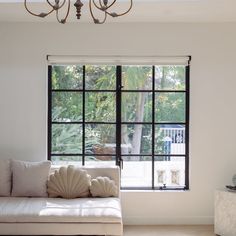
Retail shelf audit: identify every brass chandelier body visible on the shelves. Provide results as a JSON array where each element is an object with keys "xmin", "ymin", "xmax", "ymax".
[{"xmin": 24, "ymin": 0, "xmax": 133, "ymax": 24}]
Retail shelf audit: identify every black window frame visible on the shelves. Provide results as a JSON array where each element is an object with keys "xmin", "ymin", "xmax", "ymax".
[{"xmin": 48, "ymin": 61, "xmax": 190, "ymax": 190}]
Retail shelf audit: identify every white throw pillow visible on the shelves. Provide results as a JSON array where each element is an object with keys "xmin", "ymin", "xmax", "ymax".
[
  {"xmin": 90, "ymin": 176, "xmax": 118, "ymax": 197},
  {"xmin": 0, "ymin": 159, "xmax": 11, "ymax": 196},
  {"xmin": 11, "ymin": 160, "xmax": 51, "ymax": 197},
  {"xmin": 47, "ymin": 165, "xmax": 91, "ymax": 199}
]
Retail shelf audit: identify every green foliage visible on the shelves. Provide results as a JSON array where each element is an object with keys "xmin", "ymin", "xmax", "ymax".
[
  {"xmin": 52, "ymin": 124, "xmax": 83, "ymax": 154},
  {"xmin": 51, "ymin": 64, "xmax": 186, "ymax": 162},
  {"xmin": 155, "ymin": 66, "xmax": 185, "ymax": 90},
  {"xmin": 52, "ymin": 92, "xmax": 83, "ymax": 122},
  {"xmin": 122, "ymin": 66, "xmax": 152, "ymax": 122},
  {"xmin": 156, "ymin": 93, "xmax": 185, "ymax": 122},
  {"xmin": 85, "ymin": 65, "xmax": 116, "ymax": 90},
  {"xmin": 85, "ymin": 92, "xmax": 115, "ymax": 122},
  {"xmin": 52, "ymin": 65, "xmax": 83, "ymax": 89}
]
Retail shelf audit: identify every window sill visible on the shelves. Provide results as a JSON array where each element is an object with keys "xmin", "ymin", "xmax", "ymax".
[{"xmin": 121, "ymin": 189, "xmax": 189, "ymax": 193}]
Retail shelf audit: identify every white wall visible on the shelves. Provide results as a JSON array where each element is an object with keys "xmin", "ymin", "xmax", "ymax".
[{"xmin": 1, "ymin": 22, "xmax": 236, "ymax": 225}]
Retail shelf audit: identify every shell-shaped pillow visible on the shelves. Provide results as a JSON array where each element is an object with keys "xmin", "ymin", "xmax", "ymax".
[
  {"xmin": 47, "ymin": 165, "xmax": 91, "ymax": 199},
  {"xmin": 90, "ymin": 176, "xmax": 118, "ymax": 197}
]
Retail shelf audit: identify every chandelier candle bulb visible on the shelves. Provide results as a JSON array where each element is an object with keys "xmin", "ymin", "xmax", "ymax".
[{"xmin": 24, "ymin": 0, "xmax": 133, "ymax": 24}]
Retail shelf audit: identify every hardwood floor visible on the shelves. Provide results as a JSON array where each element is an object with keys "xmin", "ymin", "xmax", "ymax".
[{"xmin": 123, "ymin": 225, "xmax": 215, "ymax": 236}]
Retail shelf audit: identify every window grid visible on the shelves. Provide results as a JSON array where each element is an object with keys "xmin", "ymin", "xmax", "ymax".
[{"xmin": 48, "ymin": 64, "xmax": 190, "ymax": 190}]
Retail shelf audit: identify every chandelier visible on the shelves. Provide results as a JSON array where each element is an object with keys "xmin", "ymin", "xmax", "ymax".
[{"xmin": 24, "ymin": 0, "xmax": 133, "ymax": 24}]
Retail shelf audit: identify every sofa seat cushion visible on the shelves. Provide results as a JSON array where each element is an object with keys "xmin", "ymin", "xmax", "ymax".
[{"xmin": 0, "ymin": 197, "xmax": 122, "ymax": 223}]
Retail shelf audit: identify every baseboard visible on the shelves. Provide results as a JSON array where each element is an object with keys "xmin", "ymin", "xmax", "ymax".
[{"xmin": 123, "ymin": 216, "xmax": 214, "ymax": 225}]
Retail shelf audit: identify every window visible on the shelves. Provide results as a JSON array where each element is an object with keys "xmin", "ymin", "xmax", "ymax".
[{"xmin": 48, "ymin": 58, "xmax": 190, "ymax": 190}]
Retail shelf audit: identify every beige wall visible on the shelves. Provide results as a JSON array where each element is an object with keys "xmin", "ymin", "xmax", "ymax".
[{"xmin": 0, "ymin": 22, "xmax": 236, "ymax": 224}]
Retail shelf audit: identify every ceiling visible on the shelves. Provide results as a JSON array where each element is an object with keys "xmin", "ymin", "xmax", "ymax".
[{"xmin": 1, "ymin": 0, "xmax": 236, "ymax": 23}]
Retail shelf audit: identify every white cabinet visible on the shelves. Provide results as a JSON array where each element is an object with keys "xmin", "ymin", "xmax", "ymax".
[{"xmin": 215, "ymin": 190, "xmax": 236, "ymax": 236}]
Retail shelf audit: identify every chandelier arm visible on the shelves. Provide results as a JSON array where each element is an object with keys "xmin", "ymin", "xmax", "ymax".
[
  {"xmin": 104, "ymin": 0, "xmax": 117, "ymax": 10},
  {"xmin": 106, "ymin": 0, "xmax": 133, "ymax": 17},
  {"xmin": 92, "ymin": 0, "xmax": 104, "ymax": 11},
  {"xmin": 89, "ymin": 0, "xmax": 98, "ymax": 23},
  {"xmin": 46, "ymin": 0, "xmax": 56, "ymax": 8},
  {"xmin": 55, "ymin": 0, "xmax": 70, "ymax": 24},
  {"xmin": 46, "ymin": 0, "xmax": 67, "ymax": 11},
  {"xmin": 90, "ymin": 0, "xmax": 107, "ymax": 24},
  {"xmin": 63, "ymin": 0, "xmax": 71, "ymax": 23},
  {"xmin": 98, "ymin": 0, "xmax": 103, "ymax": 8},
  {"xmin": 92, "ymin": 0, "xmax": 116, "ymax": 11},
  {"xmin": 99, "ymin": 11, "xmax": 107, "ymax": 24},
  {"xmin": 98, "ymin": 0, "xmax": 114, "ymax": 10},
  {"xmin": 56, "ymin": 10, "xmax": 61, "ymax": 23},
  {"xmin": 24, "ymin": 0, "xmax": 55, "ymax": 17}
]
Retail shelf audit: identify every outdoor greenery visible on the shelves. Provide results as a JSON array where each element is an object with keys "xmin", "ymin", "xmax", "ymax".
[{"xmin": 51, "ymin": 64, "xmax": 185, "ymax": 163}]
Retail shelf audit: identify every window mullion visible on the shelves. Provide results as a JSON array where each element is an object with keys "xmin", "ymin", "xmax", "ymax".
[
  {"xmin": 185, "ymin": 65, "xmax": 190, "ymax": 189},
  {"xmin": 116, "ymin": 66, "xmax": 122, "ymax": 167},
  {"xmin": 48, "ymin": 65, "xmax": 52, "ymax": 161},
  {"xmin": 82, "ymin": 65, "xmax": 86, "ymax": 166},
  {"xmin": 152, "ymin": 65, "xmax": 155, "ymax": 189}
]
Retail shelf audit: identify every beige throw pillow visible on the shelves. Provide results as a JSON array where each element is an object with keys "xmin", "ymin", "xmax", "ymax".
[
  {"xmin": 47, "ymin": 165, "xmax": 91, "ymax": 199},
  {"xmin": 0, "ymin": 159, "xmax": 11, "ymax": 196},
  {"xmin": 90, "ymin": 176, "xmax": 118, "ymax": 197},
  {"xmin": 11, "ymin": 160, "xmax": 51, "ymax": 197}
]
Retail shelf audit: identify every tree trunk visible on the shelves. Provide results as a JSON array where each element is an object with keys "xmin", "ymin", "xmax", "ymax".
[
  {"xmin": 131, "ymin": 92, "xmax": 147, "ymax": 160},
  {"xmin": 161, "ymin": 67, "xmax": 165, "ymax": 89},
  {"xmin": 121, "ymin": 102, "xmax": 130, "ymax": 158}
]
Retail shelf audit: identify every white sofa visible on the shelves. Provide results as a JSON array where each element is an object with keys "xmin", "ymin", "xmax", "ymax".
[{"xmin": 0, "ymin": 166, "xmax": 123, "ymax": 236}]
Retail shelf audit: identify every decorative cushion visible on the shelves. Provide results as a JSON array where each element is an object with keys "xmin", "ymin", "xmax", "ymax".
[
  {"xmin": 90, "ymin": 176, "xmax": 118, "ymax": 197},
  {"xmin": 47, "ymin": 165, "xmax": 91, "ymax": 199},
  {"xmin": 0, "ymin": 159, "xmax": 11, "ymax": 196},
  {"xmin": 11, "ymin": 160, "xmax": 51, "ymax": 197}
]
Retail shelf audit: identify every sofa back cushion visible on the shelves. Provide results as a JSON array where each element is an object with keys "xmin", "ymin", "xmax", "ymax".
[
  {"xmin": 0, "ymin": 159, "xmax": 11, "ymax": 196},
  {"xmin": 11, "ymin": 160, "xmax": 51, "ymax": 197}
]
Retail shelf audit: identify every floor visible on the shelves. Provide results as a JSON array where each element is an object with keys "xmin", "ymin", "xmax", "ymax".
[
  {"xmin": 0, "ymin": 226, "xmax": 216, "ymax": 236},
  {"xmin": 123, "ymin": 225, "xmax": 216, "ymax": 236}
]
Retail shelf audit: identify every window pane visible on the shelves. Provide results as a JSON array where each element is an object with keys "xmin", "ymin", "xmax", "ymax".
[
  {"xmin": 155, "ymin": 125, "xmax": 185, "ymax": 155},
  {"xmin": 85, "ymin": 156, "xmax": 116, "ymax": 167},
  {"xmin": 49, "ymin": 63, "xmax": 189, "ymax": 190},
  {"xmin": 121, "ymin": 124, "xmax": 152, "ymax": 155},
  {"xmin": 122, "ymin": 92, "xmax": 152, "ymax": 122},
  {"xmin": 52, "ymin": 92, "xmax": 82, "ymax": 122},
  {"xmin": 155, "ymin": 92, "xmax": 186, "ymax": 122},
  {"xmin": 51, "ymin": 156, "xmax": 82, "ymax": 165},
  {"xmin": 155, "ymin": 156, "xmax": 185, "ymax": 188},
  {"xmin": 52, "ymin": 124, "xmax": 83, "ymax": 154},
  {"xmin": 85, "ymin": 65, "xmax": 116, "ymax": 90},
  {"xmin": 85, "ymin": 124, "xmax": 116, "ymax": 155},
  {"xmin": 122, "ymin": 66, "xmax": 152, "ymax": 90},
  {"xmin": 121, "ymin": 156, "xmax": 152, "ymax": 188},
  {"xmin": 52, "ymin": 65, "xmax": 83, "ymax": 90},
  {"xmin": 155, "ymin": 66, "xmax": 185, "ymax": 90},
  {"xmin": 85, "ymin": 92, "xmax": 116, "ymax": 122}
]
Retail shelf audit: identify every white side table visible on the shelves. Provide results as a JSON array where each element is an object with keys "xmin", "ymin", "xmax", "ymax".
[{"xmin": 215, "ymin": 189, "xmax": 236, "ymax": 236}]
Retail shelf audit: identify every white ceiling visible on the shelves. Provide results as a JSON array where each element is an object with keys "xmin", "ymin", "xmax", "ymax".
[{"xmin": 1, "ymin": 0, "xmax": 236, "ymax": 23}]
